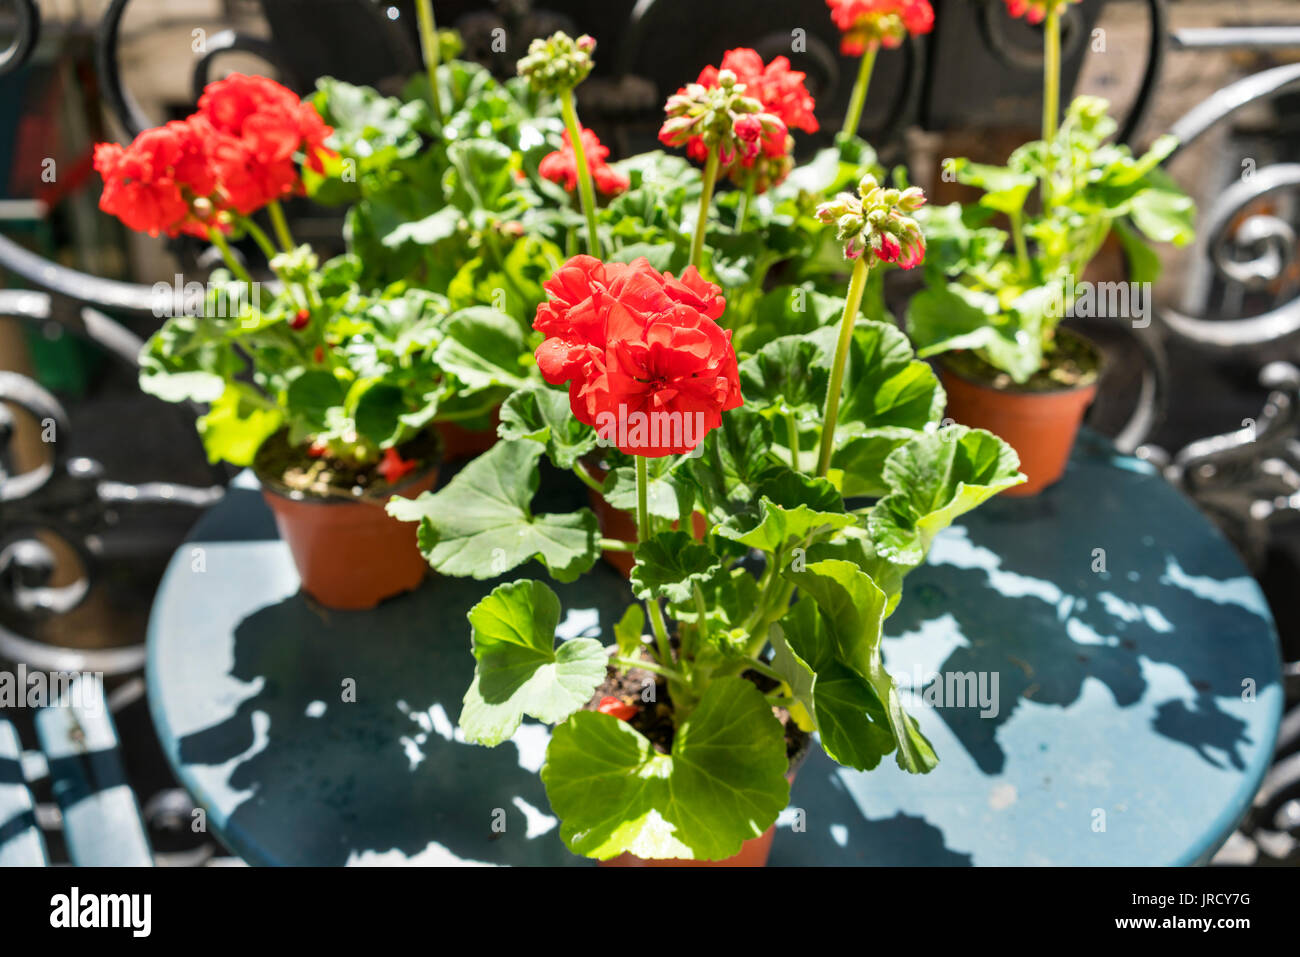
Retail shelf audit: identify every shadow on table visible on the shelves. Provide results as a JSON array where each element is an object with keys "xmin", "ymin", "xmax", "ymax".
[
  {"xmin": 884, "ymin": 458, "xmax": 1278, "ymax": 777},
  {"xmin": 177, "ymin": 564, "xmax": 632, "ymax": 866},
  {"xmin": 772, "ymin": 747, "xmax": 973, "ymax": 866}
]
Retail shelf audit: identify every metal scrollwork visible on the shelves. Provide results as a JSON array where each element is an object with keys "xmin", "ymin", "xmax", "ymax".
[{"xmin": 0, "ymin": 0, "xmax": 39, "ymax": 78}]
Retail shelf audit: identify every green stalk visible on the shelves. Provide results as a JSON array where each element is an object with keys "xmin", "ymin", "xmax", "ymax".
[
  {"xmin": 840, "ymin": 44, "xmax": 879, "ymax": 140},
  {"xmin": 573, "ymin": 464, "xmax": 605, "ymax": 493},
  {"xmin": 559, "ymin": 87, "xmax": 601, "ymax": 257},
  {"xmin": 1042, "ymin": 9, "xmax": 1061, "ymax": 144},
  {"xmin": 690, "ymin": 145, "xmax": 720, "ymax": 271},
  {"xmin": 735, "ymin": 180, "xmax": 754, "ymax": 232},
  {"xmin": 599, "ymin": 537, "xmax": 635, "ymax": 553},
  {"xmin": 240, "ymin": 217, "xmax": 280, "ymax": 264},
  {"xmin": 1010, "ymin": 209, "xmax": 1030, "ymax": 275},
  {"xmin": 785, "ymin": 410, "xmax": 802, "ymax": 472},
  {"xmin": 613, "ymin": 657, "xmax": 684, "ymax": 682},
  {"xmin": 692, "ymin": 582, "xmax": 710, "ymax": 650},
  {"xmin": 267, "ymin": 200, "xmax": 296, "ymax": 253},
  {"xmin": 636, "ymin": 455, "xmax": 673, "ymax": 669},
  {"xmin": 816, "ymin": 257, "xmax": 870, "ymax": 477},
  {"xmin": 207, "ymin": 228, "xmax": 253, "ymax": 285},
  {"xmin": 415, "ymin": 0, "xmax": 444, "ymax": 125}
]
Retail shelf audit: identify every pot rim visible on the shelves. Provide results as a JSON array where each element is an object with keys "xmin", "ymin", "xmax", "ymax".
[
  {"xmin": 939, "ymin": 327, "xmax": 1105, "ymax": 398},
  {"xmin": 256, "ymin": 460, "xmax": 439, "ymax": 506}
]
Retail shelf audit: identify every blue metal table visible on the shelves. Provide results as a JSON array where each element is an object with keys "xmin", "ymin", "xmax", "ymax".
[{"xmin": 146, "ymin": 434, "xmax": 1284, "ymax": 865}]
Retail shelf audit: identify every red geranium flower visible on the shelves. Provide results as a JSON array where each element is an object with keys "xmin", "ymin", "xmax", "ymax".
[
  {"xmin": 196, "ymin": 73, "xmax": 335, "ymax": 213},
  {"xmin": 539, "ymin": 127, "xmax": 630, "ymax": 196},
  {"xmin": 827, "ymin": 0, "xmax": 935, "ymax": 55},
  {"xmin": 678, "ymin": 49, "xmax": 817, "ymax": 191},
  {"xmin": 93, "ymin": 119, "xmax": 222, "ymax": 238},
  {"xmin": 1003, "ymin": 0, "xmax": 1080, "ymax": 25},
  {"xmin": 533, "ymin": 256, "xmax": 740, "ymax": 457}
]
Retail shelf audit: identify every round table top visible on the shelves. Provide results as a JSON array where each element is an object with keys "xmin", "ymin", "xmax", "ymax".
[{"xmin": 147, "ymin": 433, "xmax": 1284, "ymax": 866}]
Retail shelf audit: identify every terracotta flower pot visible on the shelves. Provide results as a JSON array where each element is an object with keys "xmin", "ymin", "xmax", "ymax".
[
  {"xmin": 582, "ymin": 460, "xmax": 708, "ymax": 577},
  {"xmin": 259, "ymin": 467, "xmax": 439, "ymax": 610},
  {"xmin": 435, "ymin": 406, "xmax": 501, "ymax": 462},
  {"xmin": 940, "ymin": 364, "xmax": 1097, "ymax": 497},
  {"xmin": 599, "ymin": 739, "xmax": 810, "ymax": 867}
]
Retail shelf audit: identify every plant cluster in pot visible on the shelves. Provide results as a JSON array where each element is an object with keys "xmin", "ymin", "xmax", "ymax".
[
  {"xmin": 390, "ymin": 23, "xmax": 1025, "ymax": 863},
  {"xmin": 904, "ymin": 1, "xmax": 1196, "ymax": 495},
  {"xmin": 95, "ymin": 73, "xmax": 536, "ymax": 609}
]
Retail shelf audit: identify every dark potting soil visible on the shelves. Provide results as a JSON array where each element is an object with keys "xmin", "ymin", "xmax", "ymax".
[
  {"xmin": 943, "ymin": 326, "xmax": 1103, "ymax": 393},
  {"xmin": 253, "ymin": 428, "xmax": 440, "ymax": 500},
  {"xmin": 585, "ymin": 650, "xmax": 811, "ymax": 766}
]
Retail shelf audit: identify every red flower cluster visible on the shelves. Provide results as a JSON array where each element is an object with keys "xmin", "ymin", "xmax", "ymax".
[
  {"xmin": 94, "ymin": 74, "xmax": 334, "ymax": 238},
  {"xmin": 1003, "ymin": 0, "xmax": 1080, "ymax": 25},
  {"xmin": 539, "ymin": 127, "xmax": 630, "ymax": 196},
  {"xmin": 93, "ymin": 122, "xmax": 220, "ymax": 238},
  {"xmin": 533, "ymin": 256, "xmax": 741, "ymax": 457},
  {"xmin": 827, "ymin": 0, "xmax": 935, "ymax": 55},
  {"xmin": 702, "ymin": 48, "xmax": 811, "ymax": 167},
  {"xmin": 689, "ymin": 48, "xmax": 819, "ymax": 184}
]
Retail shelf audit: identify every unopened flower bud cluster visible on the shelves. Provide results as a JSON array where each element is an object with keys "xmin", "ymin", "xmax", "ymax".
[
  {"xmin": 659, "ymin": 70, "xmax": 787, "ymax": 167},
  {"xmin": 816, "ymin": 173, "xmax": 926, "ymax": 268},
  {"xmin": 517, "ymin": 32, "xmax": 597, "ymax": 93}
]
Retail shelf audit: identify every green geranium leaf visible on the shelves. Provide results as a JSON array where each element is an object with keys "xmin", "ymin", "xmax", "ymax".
[
  {"xmin": 769, "ymin": 598, "xmax": 895, "ymax": 771},
  {"xmin": 739, "ymin": 333, "xmax": 830, "ymax": 418},
  {"xmin": 1128, "ymin": 179, "xmax": 1196, "ymax": 247},
  {"xmin": 498, "ymin": 385, "xmax": 598, "ymax": 470},
  {"xmin": 785, "ymin": 559, "xmax": 936, "ymax": 773},
  {"xmin": 613, "ymin": 604, "xmax": 646, "ymax": 661},
  {"xmin": 459, "ymin": 580, "xmax": 607, "ymax": 746},
  {"xmin": 600, "ymin": 460, "xmax": 694, "ymax": 524},
  {"xmin": 286, "ymin": 369, "xmax": 347, "ymax": 434},
  {"xmin": 716, "ymin": 469, "xmax": 854, "ymax": 553},
  {"xmin": 434, "ymin": 306, "xmax": 530, "ymax": 392},
  {"xmin": 386, "ymin": 439, "xmax": 599, "ymax": 582},
  {"xmin": 868, "ymin": 426, "xmax": 1024, "ymax": 568},
  {"xmin": 951, "ymin": 159, "xmax": 1036, "ymax": 216},
  {"xmin": 542, "ymin": 676, "xmax": 789, "ymax": 860},
  {"xmin": 630, "ymin": 530, "xmax": 722, "ymax": 605},
  {"xmin": 679, "ymin": 408, "xmax": 782, "ymax": 523},
  {"xmin": 197, "ymin": 384, "xmax": 282, "ymax": 467},
  {"xmin": 351, "ymin": 381, "xmax": 408, "ymax": 446}
]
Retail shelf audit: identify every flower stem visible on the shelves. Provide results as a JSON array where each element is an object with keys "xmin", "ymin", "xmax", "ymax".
[
  {"xmin": 573, "ymin": 464, "xmax": 605, "ymax": 493},
  {"xmin": 267, "ymin": 200, "xmax": 296, "ymax": 253},
  {"xmin": 841, "ymin": 44, "xmax": 879, "ymax": 140},
  {"xmin": 599, "ymin": 537, "xmax": 634, "ymax": 553},
  {"xmin": 690, "ymin": 146, "xmax": 720, "ymax": 272},
  {"xmin": 1043, "ymin": 10, "xmax": 1061, "ymax": 144},
  {"xmin": 636, "ymin": 455, "xmax": 674, "ymax": 670},
  {"xmin": 692, "ymin": 582, "xmax": 710, "ymax": 649},
  {"xmin": 613, "ymin": 656, "xmax": 683, "ymax": 682},
  {"xmin": 785, "ymin": 410, "xmax": 802, "ymax": 472},
  {"xmin": 1010, "ymin": 209, "xmax": 1030, "ymax": 275},
  {"xmin": 559, "ymin": 86, "xmax": 601, "ymax": 258},
  {"xmin": 207, "ymin": 228, "xmax": 253, "ymax": 285},
  {"xmin": 241, "ymin": 217, "xmax": 279, "ymax": 263},
  {"xmin": 415, "ymin": 0, "xmax": 444, "ymax": 125},
  {"xmin": 816, "ymin": 257, "xmax": 870, "ymax": 477},
  {"xmin": 735, "ymin": 180, "xmax": 754, "ymax": 232}
]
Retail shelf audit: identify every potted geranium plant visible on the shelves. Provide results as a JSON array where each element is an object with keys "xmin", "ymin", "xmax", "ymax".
[
  {"xmin": 392, "ymin": 160, "xmax": 1025, "ymax": 862},
  {"xmin": 905, "ymin": 0, "xmax": 1195, "ymax": 494},
  {"xmin": 96, "ymin": 73, "xmax": 533, "ymax": 609}
]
